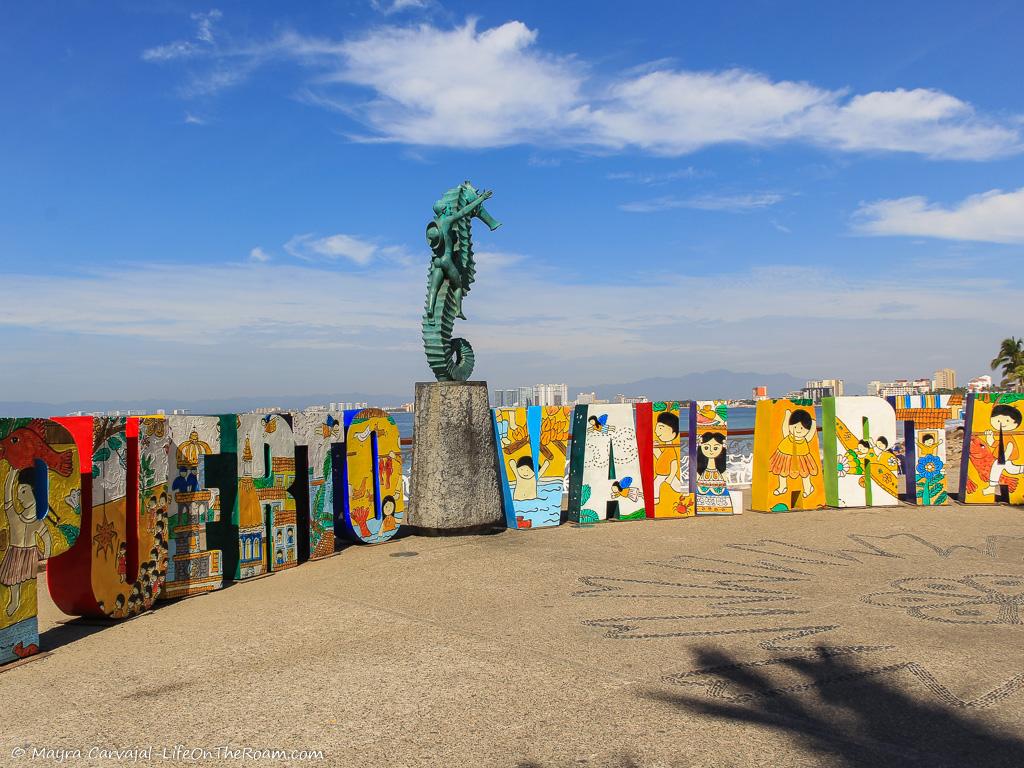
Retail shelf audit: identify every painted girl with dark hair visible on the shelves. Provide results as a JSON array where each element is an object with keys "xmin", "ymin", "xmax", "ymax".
[
  {"xmin": 695, "ymin": 431, "xmax": 730, "ymax": 511},
  {"xmin": 697, "ymin": 432, "xmax": 727, "ymax": 477},
  {"xmin": 769, "ymin": 408, "xmax": 818, "ymax": 498}
]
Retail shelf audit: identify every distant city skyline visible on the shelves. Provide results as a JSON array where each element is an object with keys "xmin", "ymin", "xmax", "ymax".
[{"xmin": 3, "ymin": 3, "xmax": 1022, "ymax": 400}]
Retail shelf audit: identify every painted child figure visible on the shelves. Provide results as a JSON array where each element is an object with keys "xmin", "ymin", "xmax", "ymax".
[
  {"xmin": 379, "ymin": 496, "xmax": 399, "ymax": 534},
  {"xmin": 696, "ymin": 432, "xmax": 728, "ymax": 492},
  {"xmin": 116, "ymin": 542, "xmax": 128, "ymax": 583},
  {"xmin": 916, "ymin": 432, "xmax": 939, "ymax": 457},
  {"xmin": 0, "ymin": 468, "xmax": 52, "ymax": 617},
  {"xmin": 509, "ymin": 455, "xmax": 549, "ymax": 502},
  {"xmin": 652, "ymin": 412, "xmax": 684, "ymax": 502},
  {"xmin": 982, "ymin": 403, "xmax": 1024, "ymax": 496},
  {"xmin": 769, "ymin": 409, "xmax": 818, "ymax": 498}
]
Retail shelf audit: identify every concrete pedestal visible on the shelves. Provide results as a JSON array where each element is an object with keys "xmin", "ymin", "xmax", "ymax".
[{"xmin": 407, "ymin": 381, "xmax": 504, "ymax": 533}]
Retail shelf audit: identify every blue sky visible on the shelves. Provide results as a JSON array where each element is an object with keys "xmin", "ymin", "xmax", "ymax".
[{"xmin": 2, "ymin": 1, "xmax": 1023, "ymax": 402}]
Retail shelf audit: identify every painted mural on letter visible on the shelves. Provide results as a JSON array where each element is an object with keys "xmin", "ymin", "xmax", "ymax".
[
  {"xmin": 341, "ymin": 408, "xmax": 403, "ymax": 544},
  {"xmin": 751, "ymin": 399, "xmax": 826, "ymax": 512},
  {"xmin": 290, "ymin": 410, "xmax": 343, "ymax": 559},
  {"xmin": 47, "ymin": 416, "xmax": 170, "ymax": 619},
  {"xmin": 0, "ymin": 419, "xmax": 81, "ymax": 664},
  {"xmin": 889, "ymin": 396, "xmax": 950, "ymax": 506},
  {"xmin": 636, "ymin": 401, "xmax": 692, "ymax": 519},
  {"xmin": 690, "ymin": 400, "xmax": 739, "ymax": 515},
  {"xmin": 163, "ymin": 416, "xmax": 227, "ymax": 598},
  {"xmin": 960, "ymin": 393, "xmax": 1024, "ymax": 505},
  {"xmin": 495, "ymin": 405, "xmax": 569, "ymax": 529},
  {"xmin": 567, "ymin": 404, "xmax": 645, "ymax": 523},
  {"xmin": 236, "ymin": 414, "xmax": 298, "ymax": 577},
  {"xmin": 821, "ymin": 396, "xmax": 899, "ymax": 508}
]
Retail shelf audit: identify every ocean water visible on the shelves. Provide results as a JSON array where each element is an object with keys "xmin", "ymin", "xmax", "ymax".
[
  {"xmin": 510, "ymin": 479, "xmax": 563, "ymax": 527},
  {"xmin": 391, "ymin": 406, "xmax": 758, "ymax": 439},
  {"xmin": 391, "ymin": 411, "xmax": 414, "ymax": 439}
]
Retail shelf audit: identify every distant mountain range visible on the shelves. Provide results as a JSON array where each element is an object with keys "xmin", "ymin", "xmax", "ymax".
[{"xmin": 0, "ymin": 370, "xmax": 863, "ymax": 417}]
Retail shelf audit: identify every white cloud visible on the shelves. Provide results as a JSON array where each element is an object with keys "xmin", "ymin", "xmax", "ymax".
[
  {"xmin": 852, "ymin": 187, "xmax": 1024, "ymax": 243},
  {"xmin": 326, "ymin": 20, "xmax": 585, "ymax": 148},
  {"xmin": 620, "ymin": 192, "xmax": 784, "ymax": 213},
  {"xmin": 370, "ymin": 0, "xmax": 430, "ymax": 14},
  {"xmin": 607, "ymin": 167, "xmax": 705, "ymax": 184},
  {"xmin": 142, "ymin": 9, "xmax": 222, "ymax": 62},
  {"xmin": 184, "ymin": 112, "xmax": 206, "ymax": 125},
  {"xmin": 248, "ymin": 246, "xmax": 272, "ymax": 262},
  {"xmin": 193, "ymin": 9, "xmax": 222, "ymax": 44},
  {"xmin": 284, "ymin": 233, "xmax": 380, "ymax": 265},
  {"xmin": 0, "ymin": 254, "xmax": 1016, "ymax": 399},
  {"xmin": 143, "ymin": 18, "xmax": 1022, "ymax": 160}
]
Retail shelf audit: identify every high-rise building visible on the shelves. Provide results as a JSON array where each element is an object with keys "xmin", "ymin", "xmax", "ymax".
[
  {"xmin": 575, "ymin": 392, "xmax": 597, "ymax": 405},
  {"xmin": 802, "ymin": 380, "xmax": 843, "ymax": 403},
  {"xmin": 516, "ymin": 386, "xmax": 534, "ymax": 407},
  {"xmin": 533, "ymin": 383, "xmax": 569, "ymax": 407},
  {"xmin": 801, "ymin": 379, "xmax": 844, "ymax": 402},
  {"xmin": 751, "ymin": 385, "xmax": 768, "ymax": 400},
  {"xmin": 933, "ymin": 368, "xmax": 957, "ymax": 390}
]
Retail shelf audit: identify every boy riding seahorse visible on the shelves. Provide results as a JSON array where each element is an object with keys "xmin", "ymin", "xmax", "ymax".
[{"xmin": 425, "ymin": 182, "xmax": 500, "ymax": 321}]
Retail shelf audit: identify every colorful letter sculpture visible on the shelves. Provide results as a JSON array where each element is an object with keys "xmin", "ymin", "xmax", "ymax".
[
  {"xmin": 821, "ymin": 397, "xmax": 899, "ymax": 508},
  {"xmin": 0, "ymin": 419, "xmax": 81, "ymax": 664},
  {"xmin": 751, "ymin": 399, "xmax": 826, "ymax": 512},
  {"xmin": 162, "ymin": 416, "xmax": 233, "ymax": 598},
  {"xmin": 340, "ymin": 409, "xmax": 404, "ymax": 544},
  {"xmin": 48, "ymin": 417, "xmax": 170, "ymax": 619},
  {"xmin": 291, "ymin": 410, "xmax": 344, "ymax": 559},
  {"xmin": 690, "ymin": 401, "xmax": 741, "ymax": 515},
  {"xmin": 889, "ymin": 396, "xmax": 950, "ymax": 506},
  {"xmin": 637, "ymin": 401, "xmax": 692, "ymax": 518},
  {"xmin": 495, "ymin": 406, "xmax": 570, "ymax": 529},
  {"xmin": 236, "ymin": 414, "xmax": 299, "ymax": 577},
  {"xmin": 567, "ymin": 405, "xmax": 645, "ymax": 523},
  {"xmin": 959, "ymin": 393, "xmax": 1024, "ymax": 504}
]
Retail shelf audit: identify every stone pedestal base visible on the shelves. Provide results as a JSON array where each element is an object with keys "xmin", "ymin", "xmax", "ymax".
[{"xmin": 407, "ymin": 381, "xmax": 504, "ymax": 534}]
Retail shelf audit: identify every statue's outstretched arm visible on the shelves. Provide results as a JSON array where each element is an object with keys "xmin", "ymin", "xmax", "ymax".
[{"xmin": 451, "ymin": 190, "xmax": 492, "ymax": 221}]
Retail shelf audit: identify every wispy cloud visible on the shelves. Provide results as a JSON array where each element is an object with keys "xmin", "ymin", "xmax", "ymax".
[
  {"xmin": 606, "ymin": 167, "xmax": 706, "ymax": 185},
  {"xmin": 142, "ymin": 9, "xmax": 222, "ymax": 62},
  {"xmin": 620, "ymin": 192, "xmax": 784, "ymax": 213},
  {"xmin": 142, "ymin": 18, "xmax": 1023, "ymax": 160},
  {"xmin": 284, "ymin": 233, "xmax": 380, "ymax": 265},
  {"xmin": 852, "ymin": 187, "xmax": 1024, "ymax": 244},
  {"xmin": 0, "ymin": 254, "xmax": 1014, "ymax": 398},
  {"xmin": 184, "ymin": 112, "xmax": 206, "ymax": 125},
  {"xmin": 248, "ymin": 246, "xmax": 272, "ymax": 263},
  {"xmin": 370, "ymin": 0, "xmax": 431, "ymax": 15}
]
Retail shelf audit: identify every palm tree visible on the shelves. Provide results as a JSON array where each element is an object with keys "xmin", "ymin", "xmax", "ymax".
[{"xmin": 991, "ymin": 337, "xmax": 1024, "ymax": 391}]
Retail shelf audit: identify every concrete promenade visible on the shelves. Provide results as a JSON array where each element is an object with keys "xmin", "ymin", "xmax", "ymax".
[{"xmin": 2, "ymin": 503, "xmax": 1023, "ymax": 767}]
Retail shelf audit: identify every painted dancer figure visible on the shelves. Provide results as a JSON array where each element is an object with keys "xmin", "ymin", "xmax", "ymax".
[
  {"xmin": 982, "ymin": 404, "xmax": 1024, "ymax": 496},
  {"xmin": 769, "ymin": 409, "xmax": 818, "ymax": 498},
  {"xmin": 0, "ymin": 468, "xmax": 52, "ymax": 616}
]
